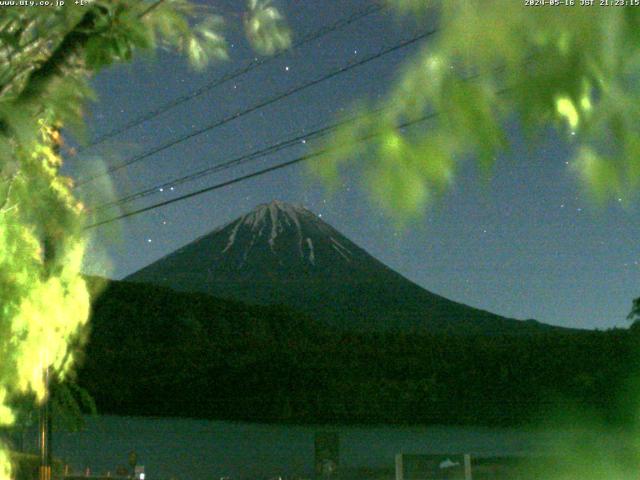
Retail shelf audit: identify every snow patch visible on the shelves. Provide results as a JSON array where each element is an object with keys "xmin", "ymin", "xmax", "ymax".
[
  {"xmin": 247, "ymin": 200, "xmax": 306, "ymax": 256},
  {"xmin": 306, "ymin": 238, "xmax": 315, "ymax": 265},
  {"xmin": 268, "ymin": 202, "xmax": 280, "ymax": 252},
  {"xmin": 223, "ymin": 201, "xmax": 352, "ymax": 266},
  {"xmin": 330, "ymin": 236, "xmax": 352, "ymax": 262},
  {"xmin": 286, "ymin": 207, "xmax": 304, "ymax": 258},
  {"xmin": 222, "ymin": 220, "xmax": 243, "ymax": 253}
]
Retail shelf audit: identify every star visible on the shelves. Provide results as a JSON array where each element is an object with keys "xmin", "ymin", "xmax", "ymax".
[
  {"xmin": 284, "ymin": 66, "xmax": 290, "ymax": 72},
  {"xmin": 147, "ymin": 238, "xmax": 152, "ymax": 243}
]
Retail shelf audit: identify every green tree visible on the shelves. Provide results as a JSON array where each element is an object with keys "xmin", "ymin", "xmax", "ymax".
[
  {"xmin": 315, "ymin": 2, "xmax": 640, "ymax": 214},
  {"xmin": 0, "ymin": 2, "xmax": 290, "ymax": 479},
  {"xmin": 8, "ymin": 379, "xmax": 97, "ymax": 453},
  {"xmin": 628, "ymin": 298, "xmax": 640, "ymax": 325}
]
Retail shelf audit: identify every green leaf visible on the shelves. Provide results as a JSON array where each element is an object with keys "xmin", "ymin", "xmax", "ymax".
[
  {"xmin": 244, "ymin": 0, "xmax": 292, "ymax": 55},
  {"xmin": 187, "ymin": 37, "xmax": 206, "ymax": 70}
]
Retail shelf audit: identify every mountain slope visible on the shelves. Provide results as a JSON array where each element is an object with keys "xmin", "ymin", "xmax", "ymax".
[{"xmin": 126, "ymin": 200, "xmax": 562, "ymax": 334}]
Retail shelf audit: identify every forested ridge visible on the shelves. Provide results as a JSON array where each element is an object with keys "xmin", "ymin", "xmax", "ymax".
[{"xmin": 77, "ymin": 278, "xmax": 638, "ymax": 426}]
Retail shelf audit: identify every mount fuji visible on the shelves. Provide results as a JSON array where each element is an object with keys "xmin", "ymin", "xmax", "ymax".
[{"xmin": 126, "ymin": 200, "xmax": 559, "ymax": 334}]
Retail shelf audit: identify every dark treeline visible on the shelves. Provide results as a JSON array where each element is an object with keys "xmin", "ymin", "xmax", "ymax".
[{"xmin": 76, "ymin": 279, "xmax": 640, "ymax": 427}]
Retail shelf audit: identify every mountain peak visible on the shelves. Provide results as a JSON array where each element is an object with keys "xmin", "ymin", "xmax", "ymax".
[
  {"xmin": 247, "ymin": 200, "xmax": 314, "ymax": 227},
  {"xmin": 256, "ymin": 199, "xmax": 306, "ymax": 211},
  {"xmin": 128, "ymin": 200, "xmax": 365, "ymax": 287},
  {"xmin": 126, "ymin": 201, "xmax": 563, "ymax": 334},
  {"xmin": 219, "ymin": 200, "xmax": 348, "ymax": 267}
]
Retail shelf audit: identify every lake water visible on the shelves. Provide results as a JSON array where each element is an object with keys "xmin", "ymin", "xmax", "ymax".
[{"xmin": 19, "ymin": 416, "xmax": 632, "ymax": 480}]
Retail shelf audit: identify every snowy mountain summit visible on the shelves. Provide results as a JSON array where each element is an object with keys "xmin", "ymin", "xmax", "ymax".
[
  {"xmin": 128, "ymin": 199, "xmax": 378, "ymax": 290},
  {"xmin": 217, "ymin": 200, "xmax": 355, "ymax": 268},
  {"xmin": 127, "ymin": 200, "xmax": 558, "ymax": 333}
]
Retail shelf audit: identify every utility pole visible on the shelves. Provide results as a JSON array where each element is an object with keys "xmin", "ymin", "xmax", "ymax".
[{"xmin": 39, "ymin": 366, "xmax": 52, "ymax": 480}]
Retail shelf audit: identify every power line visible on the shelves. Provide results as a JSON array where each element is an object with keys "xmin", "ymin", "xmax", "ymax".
[
  {"xmin": 75, "ymin": 29, "xmax": 435, "ymax": 187},
  {"xmin": 85, "ymin": 57, "xmax": 522, "ymax": 229},
  {"xmin": 89, "ymin": 128, "xmax": 318, "ymax": 212},
  {"xmin": 85, "ymin": 148, "xmax": 342, "ymax": 229},
  {"xmin": 77, "ymin": 3, "xmax": 385, "ymax": 154},
  {"xmin": 85, "ymin": 79, "xmax": 519, "ymax": 229},
  {"xmin": 89, "ymin": 136, "xmax": 305, "ymax": 211},
  {"xmin": 90, "ymin": 107, "xmax": 383, "ymax": 212},
  {"xmin": 91, "ymin": 65, "xmax": 514, "ymax": 214},
  {"xmin": 89, "ymin": 69, "xmax": 501, "ymax": 214},
  {"xmin": 84, "ymin": 110, "xmax": 438, "ymax": 230}
]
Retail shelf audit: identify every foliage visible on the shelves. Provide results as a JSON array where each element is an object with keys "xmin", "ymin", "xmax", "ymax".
[
  {"xmin": 78, "ymin": 279, "xmax": 635, "ymax": 427},
  {"xmin": 628, "ymin": 297, "xmax": 640, "ymax": 325},
  {"xmin": 245, "ymin": 0, "xmax": 292, "ymax": 55},
  {"xmin": 6, "ymin": 379, "xmax": 96, "ymax": 455},
  {"xmin": 0, "ymin": 2, "xmax": 290, "ymax": 479},
  {"xmin": 8, "ymin": 452, "xmax": 63, "ymax": 480},
  {"xmin": 314, "ymin": 2, "xmax": 640, "ymax": 215}
]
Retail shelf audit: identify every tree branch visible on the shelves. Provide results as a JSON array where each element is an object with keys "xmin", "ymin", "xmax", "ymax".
[
  {"xmin": 15, "ymin": 7, "xmax": 105, "ymax": 105},
  {"xmin": 0, "ymin": 38, "xmax": 53, "ymax": 99},
  {"xmin": 139, "ymin": 0, "xmax": 166, "ymax": 19},
  {"xmin": 0, "ymin": 174, "xmax": 17, "ymax": 213}
]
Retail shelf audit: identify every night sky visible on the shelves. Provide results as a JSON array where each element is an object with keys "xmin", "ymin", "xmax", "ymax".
[{"xmin": 64, "ymin": 0, "xmax": 640, "ymax": 330}]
